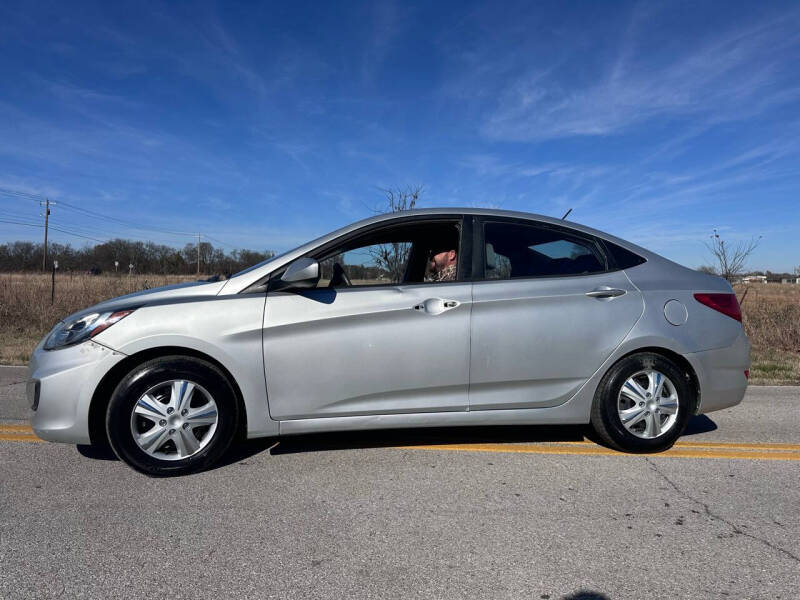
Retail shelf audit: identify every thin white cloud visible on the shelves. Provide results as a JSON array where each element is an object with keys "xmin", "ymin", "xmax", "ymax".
[
  {"xmin": 360, "ymin": 0, "xmax": 404, "ymax": 83},
  {"xmin": 459, "ymin": 154, "xmax": 610, "ymax": 183},
  {"xmin": 481, "ymin": 10, "xmax": 800, "ymax": 141}
]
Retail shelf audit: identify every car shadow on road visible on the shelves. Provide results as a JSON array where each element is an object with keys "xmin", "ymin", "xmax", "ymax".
[
  {"xmin": 75, "ymin": 414, "xmax": 718, "ymax": 469},
  {"xmin": 562, "ymin": 592, "xmax": 611, "ymax": 600},
  {"xmin": 77, "ymin": 443, "xmax": 117, "ymax": 461},
  {"xmin": 682, "ymin": 414, "xmax": 718, "ymax": 436},
  {"xmin": 267, "ymin": 413, "xmax": 718, "ymax": 456},
  {"xmin": 269, "ymin": 423, "xmax": 591, "ymax": 456}
]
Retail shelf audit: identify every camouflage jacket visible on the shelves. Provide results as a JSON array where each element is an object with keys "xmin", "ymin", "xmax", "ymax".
[{"xmin": 427, "ymin": 263, "xmax": 456, "ymax": 283}]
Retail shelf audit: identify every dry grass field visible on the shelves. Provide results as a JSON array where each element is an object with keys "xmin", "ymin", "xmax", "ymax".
[
  {"xmin": 0, "ymin": 272, "xmax": 193, "ymax": 364},
  {"xmin": 735, "ymin": 283, "xmax": 800, "ymax": 385},
  {"xmin": 1, "ymin": 273, "xmax": 798, "ymax": 384}
]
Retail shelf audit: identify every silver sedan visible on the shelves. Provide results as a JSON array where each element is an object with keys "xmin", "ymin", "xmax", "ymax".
[{"xmin": 29, "ymin": 209, "xmax": 750, "ymax": 475}]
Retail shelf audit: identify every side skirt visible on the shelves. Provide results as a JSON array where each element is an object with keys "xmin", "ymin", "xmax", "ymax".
[{"xmin": 277, "ymin": 402, "xmax": 590, "ymax": 436}]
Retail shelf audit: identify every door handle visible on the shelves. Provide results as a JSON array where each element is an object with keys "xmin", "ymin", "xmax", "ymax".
[
  {"xmin": 585, "ymin": 287, "xmax": 626, "ymax": 299},
  {"xmin": 413, "ymin": 298, "xmax": 460, "ymax": 314}
]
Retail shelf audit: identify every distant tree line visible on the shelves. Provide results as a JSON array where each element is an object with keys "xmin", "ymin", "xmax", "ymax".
[
  {"xmin": 697, "ymin": 265, "xmax": 798, "ymax": 281},
  {"xmin": 0, "ymin": 239, "xmax": 275, "ymax": 275},
  {"xmin": 319, "ymin": 256, "xmax": 387, "ymax": 282}
]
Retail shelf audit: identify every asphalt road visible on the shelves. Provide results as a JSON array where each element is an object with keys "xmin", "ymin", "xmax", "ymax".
[{"xmin": 1, "ymin": 365, "xmax": 798, "ymax": 600}]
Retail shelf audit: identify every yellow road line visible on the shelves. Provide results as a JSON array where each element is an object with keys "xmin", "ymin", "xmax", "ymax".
[
  {"xmin": 0, "ymin": 423, "xmax": 798, "ymax": 459},
  {"xmin": 0, "ymin": 424, "xmax": 42, "ymax": 443},
  {"xmin": 0, "ymin": 433, "xmax": 43, "ymax": 443},
  {"xmin": 0, "ymin": 424, "xmax": 34, "ymax": 432},
  {"xmin": 398, "ymin": 442, "xmax": 800, "ymax": 461},
  {"xmin": 675, "ymin": 441, "xmax": 800, "ymax": 451},
  {"xmin": 564, "ymin": 439, "xmax": 800, "ymax": 451}
]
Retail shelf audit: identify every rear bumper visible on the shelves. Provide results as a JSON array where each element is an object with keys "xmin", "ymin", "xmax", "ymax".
[
  {"xmin": 685, "ymin": 329, "xmax": 750, "ymax": 414},
  {"xmin": 29, "ymin": 340, "xmax": 126, "ymax": 444}
]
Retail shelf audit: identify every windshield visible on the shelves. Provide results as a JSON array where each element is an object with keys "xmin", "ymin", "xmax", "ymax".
[
  {"xmin": 229, "ymin": 221, "xmax": 363, "ymax": 280},
  {"xmin": 230, "ymin": 248, "xmax": 293, "ymax": 278}
]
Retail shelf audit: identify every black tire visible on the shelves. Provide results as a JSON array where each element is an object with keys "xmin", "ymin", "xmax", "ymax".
[
  {"xmin": 106, "ymin": 356, "xmax": 239, "ymax": 476},
  {"xmin": 590, "ymin": 352, "xmax": 693, "ymax": 453}
]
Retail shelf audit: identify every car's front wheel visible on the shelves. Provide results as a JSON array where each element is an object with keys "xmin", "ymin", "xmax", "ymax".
[
  {"xmin": 590, "ymin": 352, "xmax": 693, "ymax": 453},
  {"xmin": 106, "ymin": 356, "xmax": 239, "ymax": 476}
]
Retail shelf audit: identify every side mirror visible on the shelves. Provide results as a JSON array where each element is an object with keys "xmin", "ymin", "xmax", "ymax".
[{"xmin": 278, "ymin": 257, "xmax": 320, "ymax": 290}]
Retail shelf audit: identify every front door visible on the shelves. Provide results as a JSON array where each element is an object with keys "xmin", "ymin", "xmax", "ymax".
[{"xmin": 263, "ymin": 219, "xmax": 472, "ymax": 420}]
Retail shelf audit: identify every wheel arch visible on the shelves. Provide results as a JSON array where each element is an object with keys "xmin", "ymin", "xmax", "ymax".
[
  {"xmin": 88, "ymin": 346, "xmax": 248, "ymax": 446},
  {"xmin": 611, "ymin": 346, "xmax": 701, "ymax": 414}
]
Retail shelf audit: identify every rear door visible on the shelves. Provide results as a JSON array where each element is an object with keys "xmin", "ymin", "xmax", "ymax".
[
  {"xmin": 263, "ymin": 217, "xmax": 473, "ymax": 420},
  {"xmin": 469, "ymin": 218, "xmax": 643, "ymax": 410}
]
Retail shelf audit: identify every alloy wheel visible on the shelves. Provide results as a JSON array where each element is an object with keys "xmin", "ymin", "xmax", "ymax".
[
  {"xmin": 130, "ymin": 379, "xmax": 218, "ymax": 461},
  {"xmin": 617, "ymin": 369, "xmax": 680, "ymax": 439}
]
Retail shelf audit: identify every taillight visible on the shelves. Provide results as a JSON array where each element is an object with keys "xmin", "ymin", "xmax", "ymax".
[{"xmin": 693, "ymin": 293, "xmax": 742, "ymax": 322}]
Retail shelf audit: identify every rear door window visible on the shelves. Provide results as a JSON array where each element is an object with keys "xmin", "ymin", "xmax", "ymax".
[{"xmin": 483, "ymin": 221, "xmax": 607, "ymax": 279}]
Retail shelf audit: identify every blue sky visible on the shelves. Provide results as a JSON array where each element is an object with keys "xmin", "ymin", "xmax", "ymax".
[{"xmin": 0, "ymin": 1, "xmax": 799, "ymax": 271}]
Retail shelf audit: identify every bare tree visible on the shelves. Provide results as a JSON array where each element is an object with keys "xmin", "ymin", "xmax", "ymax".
[
  {"xmin": 368, "ymin": 185, "xmax": 423, "ymax": 282},
  {"xmin": 696, "ymin": 265, "xmax": 718, "ymax": 275},
  {"xmin": 704, "ymin": 229, "xmax": 761, "ymax": 282},
  {"xmin": 377, "ymin": 185, "xmax": 422, "ymax": 213}
]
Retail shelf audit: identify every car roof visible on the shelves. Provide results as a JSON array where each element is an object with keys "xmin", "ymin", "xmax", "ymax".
[{"xmin": 348, "ymin": 207, "xmax": 577, "ymax": 228}]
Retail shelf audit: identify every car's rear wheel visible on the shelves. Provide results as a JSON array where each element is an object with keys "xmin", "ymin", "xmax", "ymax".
[
  {"xmin": 590, "ymin": 352, "xmax": 693, "ymax": 453},
  {"xmin": 106, "ymin": 356, "xmax": 239, "ymax": 476}
]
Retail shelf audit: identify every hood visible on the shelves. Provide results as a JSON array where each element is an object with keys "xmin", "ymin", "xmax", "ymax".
[{"xmin": 57, "ymin": 280, "xmax": 228, "ymax": 325}]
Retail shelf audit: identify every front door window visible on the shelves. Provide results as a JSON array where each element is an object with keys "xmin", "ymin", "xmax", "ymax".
[{"xmin": 315, "ymin": 221, "xmax": 462, "ymax": 288}]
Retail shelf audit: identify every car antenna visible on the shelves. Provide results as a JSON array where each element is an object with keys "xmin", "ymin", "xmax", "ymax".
[{"xmin": 561, "ymin": 208, "xmax": 573, "ymax": 220}]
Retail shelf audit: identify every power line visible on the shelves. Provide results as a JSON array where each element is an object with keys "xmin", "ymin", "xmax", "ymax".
[
  {"xmin": 0, "ymin": 187, "xmax": 45, "ymax": 203},
  {"xmin": 57, "ymin": 201, "xmax": 242, "ymax": 247},
  {"xmin": 0, "ymin": 218, "xmax": 108, "ymax": 243},
  {"xmin": 0, "ymin": 186, "xmax": 196, "ymax": 238},
  {"xmin": 203, "ymin": 234, "xmax": 238, "ymax": 249},
  {"xmin": 0, "ymin": 210, "xmax": 41, "ymax": 221},
  {"xmin": 48, "ymin": 224, "xmax": 107, "ymax": 244},
  {"xmin": 3, "ymin": 217, "xmax": 238, "ymax": 249},
  {"xmin": 1, "ymin": 218, "xmax": 237, "ymax": 249},
  {"xmin": 48, "ymin": 218, "xmax": 189, "ymax": 246},
  {"xmin": 57, "ymin": 200, "xmax": 197, "ymax": 237},
  {"xmin": 0, "ymin": 186, "xmax": 239, "ymax": 248},
  {"xmin": 0, "ymin": 218, "xmax": 43, "ymax": 227}
]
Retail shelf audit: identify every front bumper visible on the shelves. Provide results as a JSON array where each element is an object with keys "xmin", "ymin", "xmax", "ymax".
[
  {"xmin": 29, "ymin": 339, "xmax": 127, "ymax": 444},
  {"xmin": 685, "ymin": 328, "xmax": 751, "ymax": 414}
]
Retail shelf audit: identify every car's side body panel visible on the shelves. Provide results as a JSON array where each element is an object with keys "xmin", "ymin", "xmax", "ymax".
[
  {"xmin": 468, "ymin": 270, "xmax": 643, "ymax": 410},
  {"xmin": 275, "ymin": 315, "xmax": 748, "ymax": 437},
  {"xmin": 619, "ymin": 258, "xmax": 750, "ymax": 413},
  {"xmin": 277, "ymin": 400, "xmax": 592, "ymax": 435},
  {"xmin": 95, "ymin": 293, "xmax": 278, "ymax": 437},
  {"xmin": 623, "ymin": 258, "xmax": 743, "ymax": 352},
  {"xmin": 263, "ymin": 282, "xmax": 473, "ymax": 420}
]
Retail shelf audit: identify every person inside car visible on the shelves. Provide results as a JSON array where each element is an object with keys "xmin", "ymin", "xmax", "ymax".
[{"xmin": 426, "ymin": 244, "xmax": 458, "ymax": 282}]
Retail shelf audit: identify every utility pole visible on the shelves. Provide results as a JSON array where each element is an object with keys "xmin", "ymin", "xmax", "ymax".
[
  {"xmin": 197, "ymin": 233, "xmax": 201, "ymax": 276},
  {"xmin": 40, "ymin": 198, "xmax": 55, "ymax": 270}
]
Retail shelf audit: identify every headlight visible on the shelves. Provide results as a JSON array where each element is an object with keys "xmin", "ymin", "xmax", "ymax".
[{"xmin": 44, "ymin": 309, "xmax": 134, "ymax": 350}]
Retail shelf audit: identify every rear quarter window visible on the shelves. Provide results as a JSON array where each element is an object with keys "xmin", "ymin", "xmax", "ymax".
[{"xmin": 604, "ymin": 242, "xmax": 647, "ymax": 270}]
